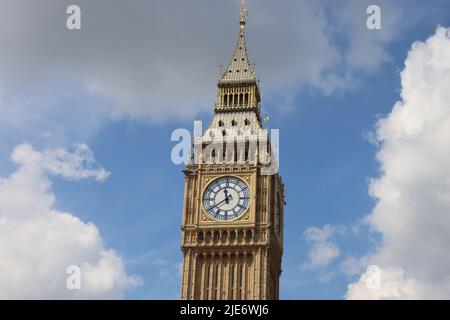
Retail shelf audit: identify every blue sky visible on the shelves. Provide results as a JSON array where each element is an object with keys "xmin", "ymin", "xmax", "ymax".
[{"xmin": 1, "ymin": 0, "xmax": 450, "ymax": 299}]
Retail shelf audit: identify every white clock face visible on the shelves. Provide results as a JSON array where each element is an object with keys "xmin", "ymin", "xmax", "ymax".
[{"xmin": 203, "ymin": 176, "xmax": 250, "ymax": 221}]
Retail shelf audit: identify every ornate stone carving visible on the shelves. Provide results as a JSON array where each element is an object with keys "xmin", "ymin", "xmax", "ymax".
[{"xmin": 180, "ymin": 2, "xmax": 284, "ymax": 301}]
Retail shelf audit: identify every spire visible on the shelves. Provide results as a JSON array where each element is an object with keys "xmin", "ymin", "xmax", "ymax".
[{"xmin": 219, "ymin": 0, "xmax": 256, "ymax": 85}]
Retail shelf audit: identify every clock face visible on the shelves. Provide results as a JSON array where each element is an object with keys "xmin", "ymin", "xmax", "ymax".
[{"xmin": 203, "ymin": 176, "xmax": 250, "ymax": 221}]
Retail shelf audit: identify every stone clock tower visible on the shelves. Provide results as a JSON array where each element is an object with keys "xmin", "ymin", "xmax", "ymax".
[{"xmin": 180, "ymin": 2, "xmax": 284, "ymax": 300}]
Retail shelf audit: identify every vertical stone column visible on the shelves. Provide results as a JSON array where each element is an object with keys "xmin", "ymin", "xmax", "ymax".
[{"xmin": 181, "ymin": 249, "xmax": 189, "ymax": 299}]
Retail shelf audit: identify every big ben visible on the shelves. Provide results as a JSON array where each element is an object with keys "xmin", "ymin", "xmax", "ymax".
[{"xmin": 180, "ymin": 2, "xmax": 285, "ymax": 300}]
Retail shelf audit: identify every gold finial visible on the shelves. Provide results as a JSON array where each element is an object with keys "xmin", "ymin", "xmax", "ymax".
[{"xmin": 239, "ymin": 0, "xmax": 248, "ymax": 28}]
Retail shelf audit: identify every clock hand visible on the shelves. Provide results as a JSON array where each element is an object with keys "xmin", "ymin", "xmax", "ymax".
[
  {"xmin": 210, "ymin": 198, "xmax": 228, "ymax": 210},
  {"xmin": 224, "ymin": 189, "xmax": 229, "ymax": 204},
  {"xmin": 210, "ymin": 194, "xmax": 232, "ymax": 210}
]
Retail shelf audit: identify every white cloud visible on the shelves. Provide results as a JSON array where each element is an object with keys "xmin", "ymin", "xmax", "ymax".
[
  {"xmin": 0, "ymin": 143, "xmax": 140, "ymax": 299},
  {"xmin": 0, "ymin": 0, "xmax": 412, "ymax": 143},
  {"xmin": 12, "ymin": 143, "xmax": 110, "ymax": 182},
  {"xmin": 346, "ymin": 26, "xmax": 450, "ymax": 299},
  {"xmin": 347, "ymin": 267, "xmax": 429, "ymax": 300},
  {"xmin": 304, "ymin": 224, "xmax": 336, "ymax": 243},
  {"xmin": 307, "ymin": 242, "xmax": 340, "ymax": 269},
  {"xmin": 340, "ymin": 256, "xmax": 366, "ymax": 277},
  {"xmin": 303, "ymin": 224, "xmax": 340, "ymax": 269}
]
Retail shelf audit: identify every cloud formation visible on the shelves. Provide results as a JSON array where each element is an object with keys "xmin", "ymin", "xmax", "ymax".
[
  {"xmin": 0, "ymin": 143, "xmax": 140, "ymax": 299},
  {"xmin": 0, "ymin": 0, "xmax": 407, "ymax": 141},
  {"xmin": 346, "ymin": 26, "xmax": 450, "ymax": 299},
  {"xmin": 303, "ymin": 224, "xmax": 340, "ymax": 269}
]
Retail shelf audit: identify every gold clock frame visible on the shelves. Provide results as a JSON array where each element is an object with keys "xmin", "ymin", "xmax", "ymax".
[{"xmin": 200, "ymin": 174, "xmax": 253, "ymax": 224}]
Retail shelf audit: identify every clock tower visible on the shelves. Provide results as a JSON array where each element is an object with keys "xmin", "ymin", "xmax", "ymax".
[{"xmin": 180, "ymin": 2, "xmax": 284, "ymax": 300}]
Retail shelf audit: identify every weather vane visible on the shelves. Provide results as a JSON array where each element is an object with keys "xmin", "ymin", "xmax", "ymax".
[{"xmin": 239, "ymin": 0, "xmax": 248, "ymax": 27}]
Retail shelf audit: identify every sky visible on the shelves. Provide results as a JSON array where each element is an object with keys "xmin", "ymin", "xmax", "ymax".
[{"xmin": 0, "ymin": 0, "xmax": 450, "ymax": 299}]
